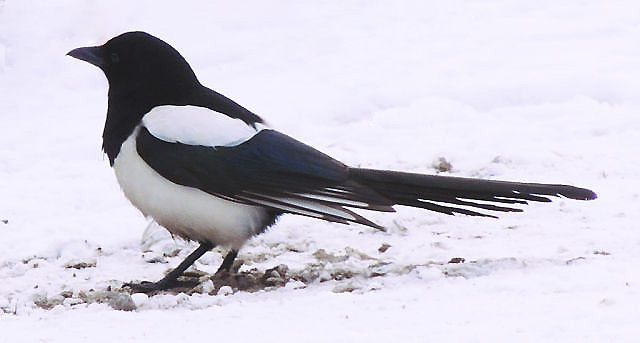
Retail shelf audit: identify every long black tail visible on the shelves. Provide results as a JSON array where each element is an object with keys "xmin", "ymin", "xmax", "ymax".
[{"xmin": 348, "ymin": 168, "xmax": 597, "ymax": 218}]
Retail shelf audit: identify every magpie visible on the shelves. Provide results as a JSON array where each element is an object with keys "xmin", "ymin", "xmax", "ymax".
[{"xmin": 68, "ymin": 31, "xmax": 597, "ymax": 292}]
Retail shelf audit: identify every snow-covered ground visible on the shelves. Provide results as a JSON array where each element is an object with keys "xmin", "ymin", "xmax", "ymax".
[{"xmin": 1, "ymin": 1, "xmax": 639, "ymax": 342}]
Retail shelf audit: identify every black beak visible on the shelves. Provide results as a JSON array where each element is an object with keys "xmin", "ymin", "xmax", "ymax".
[{"xmin": 67, "ymin": 46, "xmax": 105, "ymax": 68}]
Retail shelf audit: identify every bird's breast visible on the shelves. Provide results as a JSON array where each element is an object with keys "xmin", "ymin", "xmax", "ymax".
[{"xmin": 112, "ymin": 128, "xmax": 270, "ymax": 249}]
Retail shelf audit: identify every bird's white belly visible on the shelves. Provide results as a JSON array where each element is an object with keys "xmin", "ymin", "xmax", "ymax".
[{"xmin": 112, "ymin": 130, "xmax": 268, "ymax": 249}]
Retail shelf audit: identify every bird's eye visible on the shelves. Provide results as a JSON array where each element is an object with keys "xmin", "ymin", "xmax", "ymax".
[{"xmin": 110, "ymin": 52, "xmax": 120, "ymax": 64}]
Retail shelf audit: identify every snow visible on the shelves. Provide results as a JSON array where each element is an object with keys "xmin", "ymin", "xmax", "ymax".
[{"xmin": 1, "ymin": 0, "xmax": 639, "ymax": 342}]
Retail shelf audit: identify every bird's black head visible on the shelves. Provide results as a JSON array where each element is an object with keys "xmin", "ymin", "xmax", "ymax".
[
  {"xmin": 68, "ymin": 31, "xmax": 199, "ymax": 108},
  {"xmin": 69, "ymin": 32, "xmax": 204, "ymax": 164},
  {"xmin": 69, "ymin": 31, "xmax": 264, "ymax": 165}
]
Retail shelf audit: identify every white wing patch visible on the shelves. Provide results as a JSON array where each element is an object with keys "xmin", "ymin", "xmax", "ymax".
[
  {"xmin": 142, "ymin": 105, "xmax": 265, "ymax": 147},
  {"xmin": 236, "ymin": 191, "xmax": 384, "ymax": 229},
  {"xmin": 246, "ymin": 193, "xmax": 358, "ymax": 221},
  {"xmin": 294, "ymin": 193, "xmax": 370, "ymax": 208}
]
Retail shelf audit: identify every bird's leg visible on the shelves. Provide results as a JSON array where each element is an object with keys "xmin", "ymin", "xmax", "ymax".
[
  {"xmin": 126, "ymin": 242, "xmax": 214, "ymax": 293},
  {"xmin": 216, "ymin": 249, "xmax": 239, "ymax": 273}
]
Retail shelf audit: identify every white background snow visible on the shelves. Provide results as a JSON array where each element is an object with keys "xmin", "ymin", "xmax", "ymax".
[{"xmin": 1, "ymin": 0, "xmax": 639, "ymax": 341}]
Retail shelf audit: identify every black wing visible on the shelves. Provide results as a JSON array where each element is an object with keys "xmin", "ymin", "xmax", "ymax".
[
  {"xmin": 136, "ymin": 126, "xmax": 597, "ymax": 226},
  {"xmin": 136, "ymin": 127, "xmax": 394, "ymax": 228}
]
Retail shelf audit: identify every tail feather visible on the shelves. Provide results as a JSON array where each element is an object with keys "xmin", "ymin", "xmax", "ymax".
[{"xmin": 348, "ymin": 168, "xmax": 596, "ymax": 217}]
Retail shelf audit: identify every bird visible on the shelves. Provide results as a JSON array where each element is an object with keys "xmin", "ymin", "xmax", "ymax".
[{"xmin": 68, "ymin": 31, "xmax": 597, "ymax": 293}]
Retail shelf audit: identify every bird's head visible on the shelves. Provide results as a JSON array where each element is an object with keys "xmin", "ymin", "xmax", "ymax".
[{"xmin": 67, "ymin": 31, "xmax": 200, "ymax": 106}]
